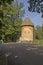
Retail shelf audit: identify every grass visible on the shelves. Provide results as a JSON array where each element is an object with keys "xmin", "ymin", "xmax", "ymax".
[{"xmin": 34, "ymin": 39, "xmax": 43, "ymax": 46}]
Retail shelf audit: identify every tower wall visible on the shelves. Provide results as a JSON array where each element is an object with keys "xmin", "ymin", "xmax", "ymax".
[{"xmin": 21, "ymin": 26, "xmax": 34, "ymax": 42}]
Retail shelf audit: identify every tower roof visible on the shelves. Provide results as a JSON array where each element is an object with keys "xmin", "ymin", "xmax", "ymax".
[{"xmin": 21, "ymin": 17, "xmax": 34, "ymax": 26}]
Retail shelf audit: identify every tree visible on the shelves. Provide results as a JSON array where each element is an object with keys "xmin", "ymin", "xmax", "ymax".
[
  {"xmin": 0, "ymin": 0, "xmax": 14, "ymax": 40},
  {"xmin": 0, "ymin": 0, "xmax": 25, "ymax": 42},
  {"xmin": 12, "ymin": 18, "xmax": 22, "ymax": 42},
  {"xmin": 34, "ymin": 25, "xmax": 42, "ymax": 40},
  {"xmin": 42, "ymin": 24, "xmax": 43, "ymax": 39},
  {"xmin": 27, "ymin": 0, "xmax": 43, "ymax": 17}
]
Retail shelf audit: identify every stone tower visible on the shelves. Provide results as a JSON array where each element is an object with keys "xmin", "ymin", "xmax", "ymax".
[{"xmin": 20, "ymin": 17, "xmax": 34, "ymax": 42}]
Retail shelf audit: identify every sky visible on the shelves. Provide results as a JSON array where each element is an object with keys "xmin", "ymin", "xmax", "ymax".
[{"xmin": 19, "ymin": 0, "xmax": 43, "ymax": 26}]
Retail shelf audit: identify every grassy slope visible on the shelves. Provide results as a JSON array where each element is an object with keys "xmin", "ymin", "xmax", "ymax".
[{"xmin": 34, "ymin": 39, "xmax": 43, "ymax": 46}]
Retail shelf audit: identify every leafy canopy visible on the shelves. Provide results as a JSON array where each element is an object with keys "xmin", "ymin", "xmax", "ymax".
[{"xmin": 27, "ymin": 0, "xmax": 43, "ymax": 17}]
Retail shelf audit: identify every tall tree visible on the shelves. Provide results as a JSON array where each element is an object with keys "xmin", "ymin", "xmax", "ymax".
[
  {"xmin": 0, "ymin": 0, "xmax": 14, "ymax": 40},
  {"xmin": 27, "ymin": 0, "xmax": 43, "ymax": 17},
  {"xmin": 42, "ymin": 24, "xmax": 43, "ymax": 39},
  {"xmin": 34, "ymin": 25, "xmax": 42, "ymax": 40},
  {"xmin": 0, "ymin": 0, "xmax": 25, "ymax": 42}
]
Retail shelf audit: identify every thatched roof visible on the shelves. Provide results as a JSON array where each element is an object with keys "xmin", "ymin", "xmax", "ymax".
[{"xmin": 21, "ymin": 17, "xmax": 34, "ymax": 26}]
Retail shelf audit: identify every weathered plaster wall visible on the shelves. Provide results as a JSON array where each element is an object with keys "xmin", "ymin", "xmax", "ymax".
[{"xmin": 21, "ymin": 26, "xmax": 34, "ymax": 41}]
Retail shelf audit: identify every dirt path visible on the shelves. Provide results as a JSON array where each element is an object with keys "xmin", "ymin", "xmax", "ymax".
[{"xmin": 0, "ymin": 43, "xmax": 43, "ymax": 65}]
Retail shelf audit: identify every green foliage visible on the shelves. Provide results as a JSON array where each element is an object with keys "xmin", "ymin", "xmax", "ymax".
[
  {"xmin": 34, "ymin": 25, "xmax": 43, "ymax": 45},
  {"xmin": 34, "ymin": 39, "xmax": 43, "ymax": 46},
  {"xmin": 19, "ymin": 2, "xmax": 24, "ymax": 9},
  {"xmin": 0, "ymin": 0, "xmax": 13, "ymax": 4},
  {"xmin": 42, "ymin": 24, "xmax": 43, "ymax": 39},
  {"xmin": 0, "ymin": 0, "xmax": 24, "ymax": 42},
  {"xmin": 27, "ymin": 0, "xmax": 43, "ymax": 17},
  {"xmin": 34, "ymin": 25, "xmax": 42, "ymax": 40}
]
